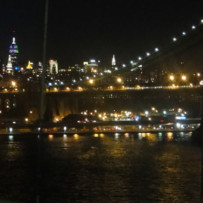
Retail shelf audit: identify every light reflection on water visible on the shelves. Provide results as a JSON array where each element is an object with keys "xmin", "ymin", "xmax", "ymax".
[{"xmin": 0, "ymin": 132, "xmax": 201, "ymax": 202}]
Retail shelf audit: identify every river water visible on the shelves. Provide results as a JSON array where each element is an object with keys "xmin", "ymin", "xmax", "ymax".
[{"xmin": 0, "ymin": 132, "xmax": 201, "ymax": 202}]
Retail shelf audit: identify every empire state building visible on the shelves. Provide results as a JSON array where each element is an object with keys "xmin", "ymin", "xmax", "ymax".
[{"xmin": 6, "ymin": 31, "xmax": 19, "ymax": 72}]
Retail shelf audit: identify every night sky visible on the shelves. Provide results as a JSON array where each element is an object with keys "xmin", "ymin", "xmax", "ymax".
[{"xmin": 0, "ymin": 0, "xmax": 202, "ymax": 67}]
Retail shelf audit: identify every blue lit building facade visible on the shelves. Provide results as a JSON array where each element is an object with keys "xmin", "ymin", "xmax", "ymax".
[{"xmin": 6, "ymin": 32, "xmax": 19, "ymax": 73}]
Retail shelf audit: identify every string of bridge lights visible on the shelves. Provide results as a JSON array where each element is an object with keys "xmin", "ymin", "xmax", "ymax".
[{"xmin": 128, "ymin": 18, "xmax": 203, "ymax": 66}]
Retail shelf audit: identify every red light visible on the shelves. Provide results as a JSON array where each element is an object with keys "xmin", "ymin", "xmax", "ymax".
[{"xmin": 160, "ymin": 120, "xmax": 164, "ymax": 123}]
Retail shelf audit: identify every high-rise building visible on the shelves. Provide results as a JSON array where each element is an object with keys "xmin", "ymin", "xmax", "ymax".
[
  {"xmin": 7, "ymin": 31, "xmax": 19, "ymax": 72},
  {"xmin": 26, "ymin": 61, "xmax": 33, "ymax": 69},
  {"xmin": 6, "ymin": 55, "xmax": 13, "ymax": 73},
  {"xmin": 49, "ymin": 59, "xmax": 58, "ymax": 74},
  {"xmin": 112, "ymin": 54, "xmax": 116, "ymax": 66}
]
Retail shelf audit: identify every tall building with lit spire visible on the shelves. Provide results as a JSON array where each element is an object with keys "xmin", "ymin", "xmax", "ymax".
[
  {"xmin": 7, "ymin": 31, "xmax": 19, "ymax": 72},
  {"xmin": 6, "ymin": 55, "xmax": 13, "ymax": 73},
  {"xmin": 112, "ymin": 54, "xmax": 116, "ymax": 66}
]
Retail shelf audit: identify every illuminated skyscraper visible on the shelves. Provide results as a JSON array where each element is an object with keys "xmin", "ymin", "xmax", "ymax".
[
  {"xmin": 112, "ymin": 54, "xmax": 116, "ymax": 66},
  {"xmin": 6, "ymin": 55, "xmax": 13, "ymax": 72},
  {"xmin": 7, "ymin": 31, "xmax": 19, "ymax": 72}
]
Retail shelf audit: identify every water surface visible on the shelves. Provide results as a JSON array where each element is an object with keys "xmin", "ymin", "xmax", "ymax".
[{"xmin": 0, "ymin": 132, "xmax": 201, "ymax": 202}]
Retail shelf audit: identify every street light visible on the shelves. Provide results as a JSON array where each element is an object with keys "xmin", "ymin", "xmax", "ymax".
[
  {"xmin": 181, "ymin": 75, "xmax": 187, "ymax": 81},
  {"xmin": 192, "ymin": 25, "xmax": 196, "ymax": 30},
  {"xmin": 117, "ymin": 77, "xmax": 122, "ymax": 83},
  {"xmin": 169, "ymin": 75, "xmax": 175, "ymax": 81},
  {"xmin": 11, "ymin": 81, "xmax": 16, "ymax": 87},
  {"xmin": 89, "ymin": 79, "xmax": 94, "ymax": 84},
  {"xmin": 173, "ymin": 37, "xmax": 177, "ymax": 42},
  {"xmin": 145, "ymin": 111, "xmax": 149, "ymax": 116}
]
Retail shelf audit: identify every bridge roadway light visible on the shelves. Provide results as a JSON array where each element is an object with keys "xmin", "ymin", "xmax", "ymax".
[
  {"xmin": 192, "ymin": 25, "xmax": 196, "ymax": 30},
  {"xmin": 155, "ymin": 48, "xmax": 159, "ymax": 52},
  {"xmin": 201, "ymin": 19, "xmax": 203, "ymax": 24},
  {"xmin": 138, "ymin": 56, "xmax": 142, "ymax": 61},
  {"xmin": 146, "ymin": 52, "xmax": 150, "ymax": 56},
  {"xmin": 173, "ymin": 37, "xmax": 177, "ymax": 42},
  {"xmin": 182, "ymin": 31, "xmax": 186, "ymax": 36}
]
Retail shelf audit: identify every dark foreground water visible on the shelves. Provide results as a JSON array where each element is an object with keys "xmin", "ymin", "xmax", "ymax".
[{"xmin": 0, "ymin": 132, "xmax": 201, "ymax": 202}]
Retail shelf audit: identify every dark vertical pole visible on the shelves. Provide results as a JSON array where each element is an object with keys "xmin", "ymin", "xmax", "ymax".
[
  {"xmin": 201, "ymin": 94, "xmax": 203, "ymax": 203},
  {"xmin": 37, "ymin": 0, "xmax": 49, "ymax": 202},
  {"xmin": 40, "ymin": 0, "xmax": 49, "ymax": 122}
]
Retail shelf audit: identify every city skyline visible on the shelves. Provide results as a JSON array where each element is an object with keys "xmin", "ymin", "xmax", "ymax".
[{"xmin": 0, "ymin": 0, "xmax": 202, "ymax": 66}]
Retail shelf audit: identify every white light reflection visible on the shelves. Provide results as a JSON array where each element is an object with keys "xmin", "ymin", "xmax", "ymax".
[
  {"xmin": 158, "ymin": 132, "xmax": 162, "ymax": 140},
  {"xmin": 9, "ymin": 135, "xmax": 13, "ymax": 141},
  {"xmin": 63, "ymin": 134, "xmax": 67, "ymax": 140},
  {"xmin": 115, "ymin": 133, "xmax": 119, "ymax": 140},
  {"xmin": 138, "ymin": 133, "xmax": 142, "ymax": 140}
]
